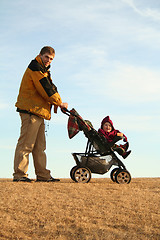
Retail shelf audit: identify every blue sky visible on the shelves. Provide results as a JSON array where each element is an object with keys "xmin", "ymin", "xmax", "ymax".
[{"xmin": 0, "ymin": 0, "xmax": 160, "ymax": 179}]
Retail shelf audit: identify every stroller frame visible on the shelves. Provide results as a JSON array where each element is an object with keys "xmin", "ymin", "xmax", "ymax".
[{"xmin": 63, "ymin": 108, "xmax": 131, "ymax": 184}]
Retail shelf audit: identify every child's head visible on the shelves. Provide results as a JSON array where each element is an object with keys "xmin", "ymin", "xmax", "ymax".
[
  {"xmin": 102, "ymin": 122, "xmax": 112, "ymax": 132},
  {"xmin": 101, "ymin": 116, "xmax": 114, "ymax": 133}
]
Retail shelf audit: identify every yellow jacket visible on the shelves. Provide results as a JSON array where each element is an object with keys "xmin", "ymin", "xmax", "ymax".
[{"xmin": 15, "ymin": 55, "xmax": 62, "ymax": 120}]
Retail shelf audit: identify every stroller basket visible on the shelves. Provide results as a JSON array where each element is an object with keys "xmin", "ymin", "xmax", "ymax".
[{"xmin": 72, "ymin": 153, "xmax": 115, "ymax": 174}]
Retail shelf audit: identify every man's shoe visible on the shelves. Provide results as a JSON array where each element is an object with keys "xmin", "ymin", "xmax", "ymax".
[
  {"xmin": 13, "ymin": 177, "xmax": 32, "ymax": 182},
  {"xmin": 36, "ymin": 177, "xmax": 60, "ymax": 182}
]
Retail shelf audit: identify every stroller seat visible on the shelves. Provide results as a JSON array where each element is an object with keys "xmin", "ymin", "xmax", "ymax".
[{"xmin": 67, "ymin": 108, "xmax": 112, "ymax": 154}]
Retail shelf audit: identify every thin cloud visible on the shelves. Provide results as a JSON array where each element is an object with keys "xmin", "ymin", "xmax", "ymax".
[
  {"xmin": 107, "ymin": 63, "xmax": 160, "ymax": 102},
  {"xmin": 0, "ymin": 145, "xmax": 14, "ymax": 150},
  {"xmin": 122, "ymin": 0, "xmax": 160, "ymax": 21},
  {"xmin": 109, "ymin": 114, "xmax": 160, "ymax": 132},
  {"xmin": 0, "ymin": 103, "xmax": 9, "ymax": 110},
  {"xmin": 67, "ymin": 53, "xmax": 160, "ymax": 103}
]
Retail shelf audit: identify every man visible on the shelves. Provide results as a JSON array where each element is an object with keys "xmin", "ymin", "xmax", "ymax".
[{"xmin": 13, "ymin": 46, "xmax": 68, "ymax": 182}]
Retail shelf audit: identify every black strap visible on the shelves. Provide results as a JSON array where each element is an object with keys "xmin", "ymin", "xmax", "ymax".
[{"xmin": 16, "ymin": 108, "xmax": 35, "ymax": 116}]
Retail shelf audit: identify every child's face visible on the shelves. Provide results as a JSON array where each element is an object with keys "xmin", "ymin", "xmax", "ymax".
[{"xmin": 103, "ymin": 122, "xmax": 112, "ymax": 132}]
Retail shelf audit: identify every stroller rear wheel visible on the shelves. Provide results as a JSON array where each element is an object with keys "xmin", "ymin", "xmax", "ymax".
[
  {"xmin": 74, "ymin": 167, "xmax": 91, "ymax": 183},
  {"xmin": 115, "ymin": 169, "xmax": 131, "ymax": 184},
  {"xmin": 110, "ymin": 168, "xmax": 120, "ymax": 182},
  {"xmin": 70, "ymin": 166, "xmax": 78, "ymax": 181}
]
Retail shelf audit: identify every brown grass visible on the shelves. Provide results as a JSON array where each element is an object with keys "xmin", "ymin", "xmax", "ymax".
[{"xmin": 0, "ymin": 178, "xmax": 160, "ymax": 240}]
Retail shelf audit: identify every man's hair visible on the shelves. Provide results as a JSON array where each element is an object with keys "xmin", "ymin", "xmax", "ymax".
[{"xmin": 40, "ymin": 46, "xmax": 55, "ymax": 55}]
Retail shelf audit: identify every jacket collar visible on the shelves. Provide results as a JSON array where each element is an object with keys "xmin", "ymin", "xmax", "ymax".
[{"xmin": 35, "ymin": 55, "xmax": 50, "ymax": 72}]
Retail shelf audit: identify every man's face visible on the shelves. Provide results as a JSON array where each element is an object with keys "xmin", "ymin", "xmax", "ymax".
[{"xmin": 40, "ymin": 53, "xmax": 55, "ymax": 67}]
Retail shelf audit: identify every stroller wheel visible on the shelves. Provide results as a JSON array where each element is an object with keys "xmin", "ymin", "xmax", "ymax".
[
  {"xmin": 74, "ymin": 167, "xmax": 91, "ymax": 183},
  {"xmin": 115, "ymin": 169, "xmax": 131, "ymax": 184},
  {"xmin": 110, "ymin": 168, "xmax": 120, "ymax": 182},
  {"xmin": 70, "ymin": 166, "xmax": 78, "ymax": 181}
]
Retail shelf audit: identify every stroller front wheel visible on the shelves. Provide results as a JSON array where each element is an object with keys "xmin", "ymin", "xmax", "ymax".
[
  {"xmin": 74, "ymin": 167, "xmax": 91, "ymax": 183},
  {"xmin": 115, "ymin": 169, "xmax": 131, "ymax": 184}
]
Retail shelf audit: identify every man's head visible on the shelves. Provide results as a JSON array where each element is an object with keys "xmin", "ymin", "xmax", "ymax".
[{"xmin": 40, "ymin": 46, "xmax": 55, "ymax": 67}]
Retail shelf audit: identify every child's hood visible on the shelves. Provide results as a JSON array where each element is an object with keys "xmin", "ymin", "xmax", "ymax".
[{"xmin": 101, "ymin": 116, "xmax": 114, "ymax": 130}]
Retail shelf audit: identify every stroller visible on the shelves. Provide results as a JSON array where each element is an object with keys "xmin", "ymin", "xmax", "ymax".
[{"xmin": 62, "ymin": 108, "xmax": 131, "ymax": 184}]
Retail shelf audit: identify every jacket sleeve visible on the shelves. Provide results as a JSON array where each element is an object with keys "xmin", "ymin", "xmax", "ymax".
[
  {"xmin": 115, "ymin": 129, "xmax": 128, "ymax": 142},
  {"xmin": 108, "ymin": 130, "xmax": 117, "ymax": 139},
  {"xmin": 29, "ymin": 69, "xmax": 62, "ymax": 106}
]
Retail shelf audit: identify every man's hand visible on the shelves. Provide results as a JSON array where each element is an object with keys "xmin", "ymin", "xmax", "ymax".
[{"xmin": 60, "ymin": 102, "xmax": 68, "ymax": 109}]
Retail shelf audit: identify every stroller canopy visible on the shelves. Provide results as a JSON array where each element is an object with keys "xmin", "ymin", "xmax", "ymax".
[{"xmin": 67, "ymin": 108, "xmax": 92, "ymax": 139}]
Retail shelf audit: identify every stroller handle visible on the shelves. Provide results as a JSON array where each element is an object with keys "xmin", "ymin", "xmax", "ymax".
[
  {"xmin": 61, "ymin": 107, "xmax": 69, "ymax": 113},
  {"xmin": 61, "ymin": 107, "xmax": 71, "ymax": 116},
  {"xmin": 61, "ymin": 108, "xmax": 83, "ymax": 119}
]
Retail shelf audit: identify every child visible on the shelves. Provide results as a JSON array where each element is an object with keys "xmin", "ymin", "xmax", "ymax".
[{"xmin": 98, "ymin": 116, "xmax": 131, "ymax": 159}]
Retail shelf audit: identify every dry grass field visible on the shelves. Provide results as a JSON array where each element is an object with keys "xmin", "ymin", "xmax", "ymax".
[{"xmin": 0, "ymin": 178, "xmax": 160, "ymax": 240}]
